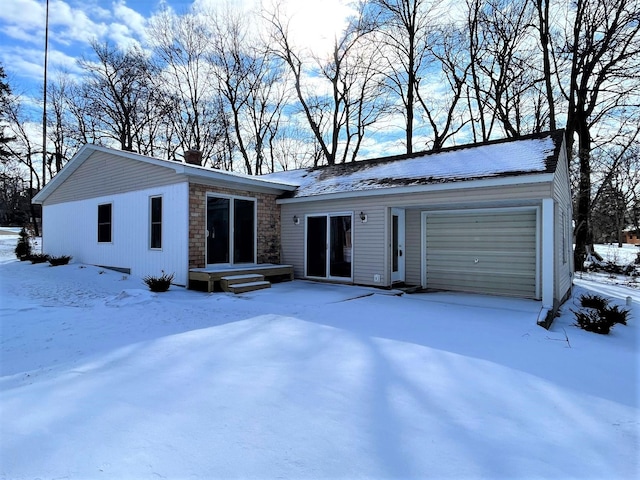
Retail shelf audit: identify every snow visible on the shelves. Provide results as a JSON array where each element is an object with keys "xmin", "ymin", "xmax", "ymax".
[
  {"xmin": 1, "ymin": 233, "xmax": 638, "ymax": 479},
  {"xmin": 594, "ymin": 243, "xmax": 640, "ymax": 266},
  {"xmin": 262, "ymin": 135, "xmax": 557, "ymax": 198}
]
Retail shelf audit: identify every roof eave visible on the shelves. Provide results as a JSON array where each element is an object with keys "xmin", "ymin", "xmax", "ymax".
[
  {"xmin": 32, "ymin": 144, "xmax": 96, "ymax": 204},
  {"xmin": 32, "ymin": 144, "xmax": 297, "ymax": 204},
  {"xmin": 182, "ymin": 167, "xmax": 297, "ymax": 193}
]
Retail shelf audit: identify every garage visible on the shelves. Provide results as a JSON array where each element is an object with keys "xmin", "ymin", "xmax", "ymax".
[{"xmin": 423, "ymin": 209, "xmax": 539, "ymax": 298}]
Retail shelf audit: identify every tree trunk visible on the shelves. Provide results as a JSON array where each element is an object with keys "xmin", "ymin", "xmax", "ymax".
[{"xmin": 573, "ymin": 121, "xmax": 591, "ymax": 271}]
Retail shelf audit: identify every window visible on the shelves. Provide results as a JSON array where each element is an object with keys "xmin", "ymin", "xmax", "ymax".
[
  {"xmin": 150, "ymin": 196, "xmax": 162, "ymax": 249},
  {"xmin": 98, "ymin": 203, "xmax": 112, "ymax": 243},
  {"xmin": 561, "ymin": 209, "xmax": 568, "ymax": 264},
  {"xmin": 206, "ymin": 195, "xmax": 256, "ymax": 265}
]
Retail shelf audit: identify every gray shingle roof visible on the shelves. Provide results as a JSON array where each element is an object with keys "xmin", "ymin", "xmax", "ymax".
[{"xmin": 261, "ymin": 130, "xmax": 565, "ymax": 198}]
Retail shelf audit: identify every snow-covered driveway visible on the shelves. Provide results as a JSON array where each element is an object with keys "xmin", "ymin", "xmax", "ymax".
[{"xmin": 1, "ymin": 252, "xmax": 638, "ymax": 479}]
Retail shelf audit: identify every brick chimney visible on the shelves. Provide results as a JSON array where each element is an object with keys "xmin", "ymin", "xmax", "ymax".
[{"xmin": 184, "ymin": 149, "xmax": 203, "ymax": 166}]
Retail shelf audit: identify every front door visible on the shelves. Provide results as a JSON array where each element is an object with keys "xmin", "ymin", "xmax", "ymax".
[
  {"xmin": 206, "ymin": 195, "xmax": 255, "ymax": 265},
  {"xmin": 391, "ymin": 208, "xmax": 405, "ymax": 283}
]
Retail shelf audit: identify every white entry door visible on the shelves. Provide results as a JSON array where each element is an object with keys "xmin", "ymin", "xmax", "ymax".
[{"xmin": 391, "ymin": 208, "xmax": 405, "ymax": 283}]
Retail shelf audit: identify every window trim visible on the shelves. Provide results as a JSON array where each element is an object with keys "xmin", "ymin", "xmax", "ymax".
[
  {"xmin": 149, "ymin": 195, "xmax": 163, "ymax": 250},
  {"xmin": 97, "ymin": 203, "xmax": 113, "ymax": 243}
]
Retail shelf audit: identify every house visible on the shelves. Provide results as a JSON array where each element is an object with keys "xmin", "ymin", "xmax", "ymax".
[
  {"xmin": 622, "ymin": 229, "xmax": 640, "ymax": 245},
  {"xmin": 33, "ymin": 130, "xmax": 573, "ymax": 322}
]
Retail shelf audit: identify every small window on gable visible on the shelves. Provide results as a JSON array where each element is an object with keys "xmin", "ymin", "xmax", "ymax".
[
  {"xmin": 98, "ymin": 203, "xmax": 112, "ymax": 243},
  {"xmin": 150, "ymin": 196, "xmax": 162, "ymax": 249}
]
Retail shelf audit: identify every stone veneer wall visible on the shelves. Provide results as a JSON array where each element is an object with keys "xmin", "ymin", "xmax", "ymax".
[{"xmin": 189, "ymin": 183, "xmax": 282, "ymax": 269}]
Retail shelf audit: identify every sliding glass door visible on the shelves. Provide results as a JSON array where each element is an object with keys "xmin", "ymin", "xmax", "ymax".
[
  {"xmin": 206, "ymin": 195, "xmax": 255, "ymax": 265},
  {"xmin": 306, "ymin": 213, "xmax": 352, "ymax": 280}
]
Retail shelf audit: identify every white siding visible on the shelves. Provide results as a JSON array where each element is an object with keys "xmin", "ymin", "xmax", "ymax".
[{"xmin": 41, "ymin": 182, "xmax": 190, "ymax": 285}]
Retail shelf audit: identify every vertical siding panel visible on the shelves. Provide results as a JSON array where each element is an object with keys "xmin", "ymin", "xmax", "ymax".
[{"xmin": 41, "ymin": 182, "xmax": 190, "ymax": 285}]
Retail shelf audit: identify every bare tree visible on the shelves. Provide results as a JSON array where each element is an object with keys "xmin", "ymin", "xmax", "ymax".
[
  {"xmin": 46, "ymin": 73, "xmax": 80, "ymax": 176},
  {"xmin": 558, "ymin": 0, "xmax": 640, "ymax": 270},
  {"xmin": 533, "ymin": 0, "xmax": 557, "ymax": 131},
  {"xmin": 370, "ymin": 0, "xmax": 442, "ymax": 154},
  {"xmin": 208, "ymin": 7, "xmax": 289, "ymax": 174},
  {"xmin": 78, "ymin": 41, "xmax": 157, "ymax": 152},
  {"xmin": 148, "ymin": 10, "xmax": 226, "ymax": 164},
  {"xmin": 265, "ymin": 2, "xmax": 383, "ymax": 165},
  {"xmin": 416, "ymin": 24, "xmax": 471, "ymax": 150}
]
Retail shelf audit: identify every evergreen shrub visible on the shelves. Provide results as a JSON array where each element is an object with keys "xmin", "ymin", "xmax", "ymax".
[
  {"xmin": 573, "ymin": 294, "xmax": 630, "ymax": 334},
  {"xmin": 14, "ymin": 227, "xmax": 32, "ymax": 260},
  {"xmin": 49, "ymin": 255, "xmax": 72, "ymax": 266},
  {"xmin": 143, "ymin": 271, "xmax": 174, "ymax": 292},
  {"xmin": 29, "ymin": 253, "xmax": 50, "ymax": 264}
]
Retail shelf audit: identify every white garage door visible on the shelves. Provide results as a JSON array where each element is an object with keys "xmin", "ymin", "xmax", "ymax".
[{"xmin": 424, "ymin": 209, "xmax": 538, "ymax": 298}]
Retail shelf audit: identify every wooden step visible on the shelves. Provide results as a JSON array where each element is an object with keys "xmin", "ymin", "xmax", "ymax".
[
  {"xmin": 220, "ymin": 274, "xmax": 265, "ymax": 292},
  {"xmin": 226, "ymin": 281, "xmax": 271, "ymax": 294}
]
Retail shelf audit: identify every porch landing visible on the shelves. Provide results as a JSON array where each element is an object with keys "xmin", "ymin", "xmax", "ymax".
[{"xmin": 189, "ymin": 264, "xmax": 294, "ymax": 293}]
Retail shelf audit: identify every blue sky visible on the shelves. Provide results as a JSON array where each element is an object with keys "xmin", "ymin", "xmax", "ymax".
[
  {"xmin": 0, "ymin": 0, "xmax": 350, "ymax": 99},
  {"xmin": 1, "ymin": 0, "xmax": 182, "ymax": 95}
]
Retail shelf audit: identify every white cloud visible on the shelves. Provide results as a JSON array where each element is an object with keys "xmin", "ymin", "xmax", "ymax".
[
  {"xmin": 283, "ymin": 0, "xmax": 355, "ymax": 56},
  {"xmin": 0, "ymin": 45, "xmax": 82, "ymax": 85},
  {"xmin": 113, "ymin": 0, "xmax": 148, "ymax": 38}
]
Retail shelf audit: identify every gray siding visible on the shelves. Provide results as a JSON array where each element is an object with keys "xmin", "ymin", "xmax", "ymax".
[
  {"xmin": 45, "ymin": 150, "xmax": 181, "ymax": 205},
  {"xmin": 281, "ymin": 180, "xmax": 552, "ymax": 287},
  {"xmin": 281, "ymin": 200, "xmax": 387, "ymax": 285},
  {"xmin": 552, "ymin": 145, "xmax": 573, "ymax": 302},
  {"xmin": 405, "ymin": 209, "xmax": 422, "ymax": 285}
]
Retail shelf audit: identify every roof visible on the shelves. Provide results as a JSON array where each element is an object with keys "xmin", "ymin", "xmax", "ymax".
[
  {"xmin": 33, "ymin": 130, "xmax": 565, "ymax": 205},
  {"xmin": 261, "ymin": 130, "xmax": 565, "ymax": 199},
  {"xmin": 32, "ymin": 144, "xmax": 297, "ymax": 204}
]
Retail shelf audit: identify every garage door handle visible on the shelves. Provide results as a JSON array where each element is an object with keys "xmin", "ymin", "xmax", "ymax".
[{"xmin": 399, "ymin": 250, "xmax": 403, "ymax": 257}]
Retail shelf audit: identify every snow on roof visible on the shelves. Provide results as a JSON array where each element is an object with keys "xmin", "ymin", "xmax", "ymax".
[{"xmin": 262, "ymin": 131, "xmax": 564, "ymax": 198}]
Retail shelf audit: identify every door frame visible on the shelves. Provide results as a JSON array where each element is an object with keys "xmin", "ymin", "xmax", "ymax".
[
  {"xmin": 205, "ymin": 192, "xmax": 257, "ymax": 266},
  {"xmin": 391, "ymin": 207, "xmax": 406, "ymax": 283},
  {"xmin": 304, "ymin": 211, "xmax": 354, "ymax": 281}
]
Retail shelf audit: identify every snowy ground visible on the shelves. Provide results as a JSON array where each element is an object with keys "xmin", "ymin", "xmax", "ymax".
[
  {"xmin": 1, "ymin": 234, "xmax": 638, "ymax": 479},
  {"xmin": 593, "ymin": 243, "xmax": 639, "ymax": 266}
]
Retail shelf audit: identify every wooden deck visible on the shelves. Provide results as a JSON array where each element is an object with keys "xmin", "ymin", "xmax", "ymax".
[{"xmin": 189, "ymin": 264, "xmax": 294, "ymax": 292}]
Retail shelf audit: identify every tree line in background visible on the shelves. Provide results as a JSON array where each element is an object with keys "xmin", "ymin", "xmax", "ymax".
[{"xmin": 0, "ymin": 0, "xmax": 638, "ymax": 270}]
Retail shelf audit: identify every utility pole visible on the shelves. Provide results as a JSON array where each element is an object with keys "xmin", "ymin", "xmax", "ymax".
[
  {"xmin": 33, "ymin": 0, "xmax": 49, "ymax": 237},
  {"xmin": 42, "ymin": 0, "xmax": 49, "ymax": 189}
]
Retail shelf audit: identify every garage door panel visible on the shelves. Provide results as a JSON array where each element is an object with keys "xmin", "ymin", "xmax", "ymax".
[
  {"xmin": 427, "ymin": 255, "xmax": 536, "ymax": 269},
  {"xmin": 425, "ymin": 210, "xmax": 537, "ymax": 298},
  {"xmin": 427, "ymin": 272, "xmax": 536, "ymax": 297}
]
